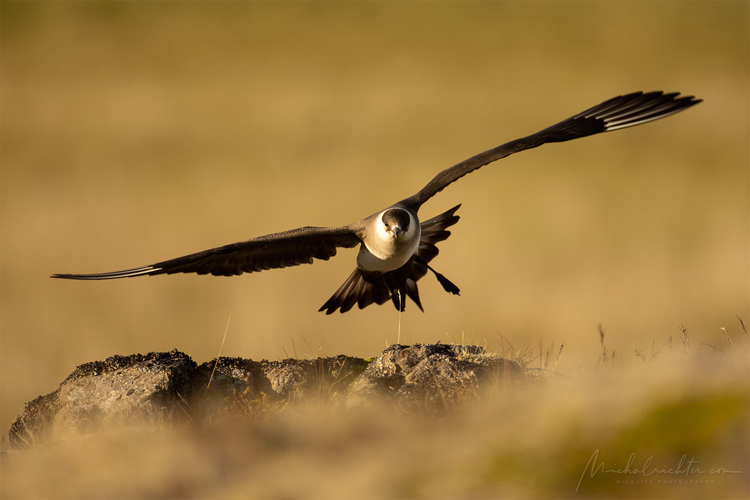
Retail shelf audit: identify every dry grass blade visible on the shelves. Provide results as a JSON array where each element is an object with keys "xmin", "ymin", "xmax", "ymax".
[
  {"xmin": 679, "ymin": 324, "xmax": 690, "ymax": 350},
  {"xmin": 737, "ymin": 315, "xmax": 747, "ymax": 335},
  {"xmin": 207, "ymin": 313, "xmax": 232, "ymax": 389}
]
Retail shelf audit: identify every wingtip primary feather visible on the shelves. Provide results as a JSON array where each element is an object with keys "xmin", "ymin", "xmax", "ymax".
[
  {"xmin": 600, "ymin": 92, "xmax": 701, "ymax": 131},
  {"xmin": 535, "ymin": 91, "xmax": 700, "ymax": 144},
  {"xmin": 50, "ymin": 266, "xmax": 159, "ymax": 280}
]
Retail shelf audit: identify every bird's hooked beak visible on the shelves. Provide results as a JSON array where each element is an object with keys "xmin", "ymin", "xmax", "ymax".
[{"xmin": 391, "ymin": 225, "xmax": 403, "ymax": 238}]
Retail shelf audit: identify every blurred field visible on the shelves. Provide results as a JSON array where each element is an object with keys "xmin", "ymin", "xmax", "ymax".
[
  {"xmin": 1, "ymin": 2, "xmax": 748, "ymax": 497},
  {"xmin": 2, "ymin": 333, "xmax": 748, "ymax": 499}
]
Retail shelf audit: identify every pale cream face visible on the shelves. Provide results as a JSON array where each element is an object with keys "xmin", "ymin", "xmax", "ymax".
[{"xmin": 357, "ymin": 209, "xmax": 421, "ymax": 272}]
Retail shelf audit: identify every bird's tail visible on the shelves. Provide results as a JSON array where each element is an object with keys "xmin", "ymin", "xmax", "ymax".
[{"xmin": 318, "ymin": 267, "xmax": 392, "ymax": 314}]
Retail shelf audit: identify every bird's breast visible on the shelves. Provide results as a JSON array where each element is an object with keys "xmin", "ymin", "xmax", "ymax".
[{"xmin": 357, "ymin": 223, "xmax": 421, "ymax": 273}]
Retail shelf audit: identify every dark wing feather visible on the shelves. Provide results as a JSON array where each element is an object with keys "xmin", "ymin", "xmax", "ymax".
[
  {"xmin": 52, "ymin": 226, "xmax": 362, "ymax": 280},
  {"xmin": 398, "ymin": 91, "xmax": 701, "ymax": 209},
  {"xmin": 319, "ymin": 204, "xmax": 461, "ymax": 314}
]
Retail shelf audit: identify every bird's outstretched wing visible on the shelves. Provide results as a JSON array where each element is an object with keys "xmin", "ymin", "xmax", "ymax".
[
  {"xmin": 398, "ymin": 91, "xmax": 702, "ymax": 210},
  {"xmin": 51, "ymin": 226, "xmax": 362, "ymax": 280}
]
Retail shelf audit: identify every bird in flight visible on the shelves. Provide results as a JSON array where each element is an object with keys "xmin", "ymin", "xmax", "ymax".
[{"xmin": 53, "ymin": 91, "xmax": 701, "ymax": 314}]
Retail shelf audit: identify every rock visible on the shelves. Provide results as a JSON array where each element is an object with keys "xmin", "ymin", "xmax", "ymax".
[
  {"xmin": 346, "ymin": 343, "xmax": 524, "ymax": 411},
  {"xmin": 3, "ymin": 345, "xmax": 523, "ymax": 450},
  {"xmin": 4, "ymin": 349, "xmax": 195, "ymax": 449},
  {"xmin": 189, "ymin": 355, "xmax": 370, "ymax": 421}
]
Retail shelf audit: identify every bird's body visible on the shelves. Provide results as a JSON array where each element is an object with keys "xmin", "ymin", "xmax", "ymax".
[
  {"xmin": 357, "ymin": 208, "xmax": 419, "ymax": 272},
  {"xmin": 53, "ymin": 91, "xmax": 701, "ymax": 313}
]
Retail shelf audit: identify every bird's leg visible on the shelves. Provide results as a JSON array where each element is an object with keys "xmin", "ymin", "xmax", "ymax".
[
  {"xmin": 413, "ymin": 255, "xmax": 461, "ymax": 296},
  {"xmin": 430, "ymin": 266, "xmax": 460, "ymax": 295}
]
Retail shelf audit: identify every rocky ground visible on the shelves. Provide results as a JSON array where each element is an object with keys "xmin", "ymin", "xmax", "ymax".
[
  {"xmin": 2, "ymin": 340, "xmax": 746, "ymax": 499},
  {"xmin": 3, "ymin": 343, "xmax": 525, "ymax": 450}
]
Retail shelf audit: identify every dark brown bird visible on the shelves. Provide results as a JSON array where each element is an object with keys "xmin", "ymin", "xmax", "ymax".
[{"xmin": 52, "ymin": 91, "xmax": 701, "ymax": 313}]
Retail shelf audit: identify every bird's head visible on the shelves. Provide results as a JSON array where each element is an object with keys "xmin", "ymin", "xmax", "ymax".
[{"xmin": 381, "ymin": 208, "xmax": 412, "ymax": 239}]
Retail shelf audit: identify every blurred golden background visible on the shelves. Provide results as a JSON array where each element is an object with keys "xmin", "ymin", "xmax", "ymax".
[{"xmin": 1, "ymin": 1, "xmax": 747, "ymax": 434}]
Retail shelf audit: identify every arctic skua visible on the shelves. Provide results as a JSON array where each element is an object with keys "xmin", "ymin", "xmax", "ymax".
[{"xmin": 53, "ymin": 91, "xmax": 701, "ymax": 314}]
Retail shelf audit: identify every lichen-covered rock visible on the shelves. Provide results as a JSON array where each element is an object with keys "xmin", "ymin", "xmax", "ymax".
[
  {"xmin": 3, "ymin": 345, "xmax": 522, "ymax": 450},
  {"xmin": 191, "ymin": 355, "xmax": 369, "ymax": 399},
  {"xmin": 345, "ymin": 343, "xmax": 524, "ymax": 412},
  {"xmin": 4, "ymin": 349, "xmax": 195, "ymax": 449}
]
